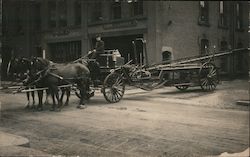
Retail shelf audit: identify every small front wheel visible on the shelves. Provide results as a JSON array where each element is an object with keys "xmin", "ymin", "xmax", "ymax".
[{"xmin": 103, "ymin": 72, "xmax": 125, "ymax": 103}]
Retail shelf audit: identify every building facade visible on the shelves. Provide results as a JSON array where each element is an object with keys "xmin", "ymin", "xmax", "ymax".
[{"xmin": 1, "ymin": 0, "xmax": 249, "ymax": 80}]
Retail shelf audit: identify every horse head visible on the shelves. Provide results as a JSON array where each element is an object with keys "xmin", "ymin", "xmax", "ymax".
[{"xmin": 7, "ymin": 57, "xmax": 31, "ymax": 81}]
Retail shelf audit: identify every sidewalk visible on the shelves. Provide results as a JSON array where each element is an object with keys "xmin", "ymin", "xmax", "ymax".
[{"xmin": 0, "ymin": 131, "xmax": 51, "ymax": 156}]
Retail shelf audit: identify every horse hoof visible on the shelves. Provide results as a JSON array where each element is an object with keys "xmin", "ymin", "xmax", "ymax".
[
  {"xmin": 56, "ymin": 108, "xmax": 61, "ymax": 112},
  {"xmin": 50, "ymin": 108, "xmax": 55, "ymax": 111},
  {"xmin": 77, "ymin": 105, "xmax": 86, "ymax": 109},
  {"xmin": 37, "ymin": 108, "xmax": 43, "ymax": 111},
  {"xmin": 25, "ymin": 105, "xmax": 30, "ymax": 109}
]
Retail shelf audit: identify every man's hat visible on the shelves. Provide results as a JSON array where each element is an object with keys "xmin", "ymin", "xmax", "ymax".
[{"xmin": 95, "ymin": 34, "xmax": 101, "ymax": 38}]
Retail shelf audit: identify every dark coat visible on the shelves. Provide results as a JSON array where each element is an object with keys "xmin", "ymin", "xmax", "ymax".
[
  {"xmin": 95, "ymin": 40, "xmax": 104, "ymax": 54},
  {"xmin": 90, "ymin": 40, "xmax": 104, "ymax": 59}
]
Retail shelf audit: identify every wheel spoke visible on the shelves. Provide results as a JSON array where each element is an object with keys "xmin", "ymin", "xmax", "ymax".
[{"xmin": 103, "ymin": 72, "xmax": 125, "ymax": 103}]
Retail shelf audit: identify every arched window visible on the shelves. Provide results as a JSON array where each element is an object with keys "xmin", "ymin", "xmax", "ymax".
[
  {"xmin": 199, "ymin": 1, "xmax": 209, "ymax": 25},
  {"xmin": 162, "ymin": 51, "xmax": 172, "ymax": 62},
  {"xmin": 220, "ymin": 40, "xmax": 228, "ymax": 51},
  {"xmin": 200, "ymin": 39, "xmax": 209, "ymax": 55},
  {"xmin": 111, "ymin": 1, "xmax": 121, "ymax": 19}
]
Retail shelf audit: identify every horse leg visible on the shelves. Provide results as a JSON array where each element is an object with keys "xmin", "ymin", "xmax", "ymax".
[
  {"xmin": 50, "ymin": 86, "xmax": 60, "ymax": 111},
  {"xmin": 44, "ymin": 90, "xmax": 49, "ymax": 105},
  {"xmin": 55, "ymin": 91, "xmax": 60, "ymax": 110},
  {"xmin": 77, "ymin": 80, "xmax": 87, "ymax": 109},
  {"xmin": 25, "ymin": 91, "xmax": 30, "ymax": 109},
  {"xmin": 59, "ymin": 88, "xmax": 65, "ymax": 106},
  {"xmin": 37, "ymin": 90, "xmax": 43, "ymax": 111},
  {"xmin": 65, "ymin": 87, "xmax": 70, "ymax": 106},
  {"xmin": 51, "ymin": 92, "xmax": 56, "ymax": 111},
  {"xmin": 31, "ymin": 89, "xmax": 35, "ymax": 108}
]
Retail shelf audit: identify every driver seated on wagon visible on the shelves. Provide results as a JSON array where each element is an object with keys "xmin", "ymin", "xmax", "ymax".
[{"xmin": 88, "ymin": 34, "xmax": 104, "ymax": 61}]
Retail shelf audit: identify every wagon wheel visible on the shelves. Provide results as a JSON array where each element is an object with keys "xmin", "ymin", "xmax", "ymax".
[
  {"xmin": 199, "ymin": 62, "xmax": 218, "ymax": 91},
  {"xmin": 103, "ymin": 72, "xmax": 125, "ymax": 103},
  {"xmin": 175, "ymin": 85, "xmax": 189, "ymax": 91}
]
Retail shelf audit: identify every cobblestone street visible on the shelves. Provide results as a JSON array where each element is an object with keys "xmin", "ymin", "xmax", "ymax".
[{"xmin": 0, "ymin": 80, "xmax": 249, "ymax": 156}]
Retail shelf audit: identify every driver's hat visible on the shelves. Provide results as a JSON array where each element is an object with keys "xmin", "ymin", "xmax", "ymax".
[{"xmin": 95, "ymin": 34, "xmax": 101, "ymax": 38}]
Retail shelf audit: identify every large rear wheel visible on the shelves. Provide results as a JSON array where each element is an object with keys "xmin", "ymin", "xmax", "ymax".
[
  {"xmin": 103, "ymin": 72, "xmax": 125, "ymax": 103},
  {"xmin": 199, "ymin": 62, "xmax": 218, "ymax": 91}
]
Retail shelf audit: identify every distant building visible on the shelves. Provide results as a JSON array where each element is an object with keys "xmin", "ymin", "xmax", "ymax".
[{"xmin": 1, "ymin": 0, "xmax": 249, "ymax": 80}]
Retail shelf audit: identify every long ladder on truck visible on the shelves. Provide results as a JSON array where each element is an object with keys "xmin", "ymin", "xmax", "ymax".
[{"xmin": 148, "ymin": 48, "xmax": 249, "ymax": 71}]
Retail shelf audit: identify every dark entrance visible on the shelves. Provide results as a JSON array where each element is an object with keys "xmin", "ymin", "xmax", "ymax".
[{"xmin": 92, "ymin": 34, "xmax": 143, "ymax": 64}]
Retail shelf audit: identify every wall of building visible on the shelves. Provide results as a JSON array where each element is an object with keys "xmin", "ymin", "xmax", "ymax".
[{"xmin": 1, "ymin": 0, "xmax": 249, "ymax": 80}]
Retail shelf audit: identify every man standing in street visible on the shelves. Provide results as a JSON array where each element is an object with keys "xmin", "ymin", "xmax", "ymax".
[{"xmin": 88, "ymin": 34, "xmax": 104, "ymax": 60}]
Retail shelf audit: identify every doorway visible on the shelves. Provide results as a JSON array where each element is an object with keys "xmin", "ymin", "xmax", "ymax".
[{"xmin": 92, "ymin": 34, "xmax": 144, "ymax": 64}]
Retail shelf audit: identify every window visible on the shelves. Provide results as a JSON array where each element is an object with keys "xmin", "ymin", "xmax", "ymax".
[
  {"xmin": 50, "ymin": 41, "xmax": 81, "ymax": 63},
  {"xmin": 16, "ymin": 4, "xmax": 23, "ymax": 34},
  {"xmin": 111, "ymin": 2, "xmax": 121, "ymax": 19},
  {"xmin": 34, "ymin": 2, "xmax": 41, "ymax": 30},
  {"xmin": 130, "ymin": 0, "xmax": 143, "ymax": 17},
  {"xmin": 48, "ymin": 0, "xmax": 56, "ymax": 28},
  {"xmin": 200, "ymin": 39, "xmax": 209, "ymax": 55},
  {"xmin": 236, "ymin": 2, "xmax": 243, "ymax": 30},
  {"xmin": 74, "ymin": 0, "xmax": 81, "ymax": 25},
  {"xmin": 219, "ymin": 1, "xmax": 228, "ymax": 28},
  {"xmin": 91, "ymin": 2, "xmax": 102, "ymax": 22},
  {"xmin": 162, "ymin": 51, "xmax": 172, "ymax": 62},
  {"xmin": 199, "ymin": 1, "xmax": 209, "ymax": 25},
  {"xmin": 220, "ymin": 40, "xmax": 228, "ymax": 51},
  {"xmin": 58, "ymin": 0, "xmax": 67, "ymax": 27}
]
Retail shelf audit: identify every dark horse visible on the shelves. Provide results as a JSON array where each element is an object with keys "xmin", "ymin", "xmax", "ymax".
[
  {"xmin": 7, "ymin": 57, "xmax": 36, "ymax": 108},
  {"xmin": 29, "ymin": 57, "xmax": 90, "ymax": 110}
]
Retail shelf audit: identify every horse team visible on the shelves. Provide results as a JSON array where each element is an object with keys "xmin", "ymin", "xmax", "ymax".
[{"xmin": 7, "ymin": 57, "xmax": 99, "ymax": 111}]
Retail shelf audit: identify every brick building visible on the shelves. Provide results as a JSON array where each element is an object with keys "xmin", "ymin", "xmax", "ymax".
[{"xmin": 1, "ymin": 0, "xmax": 249, "ymax": 80}]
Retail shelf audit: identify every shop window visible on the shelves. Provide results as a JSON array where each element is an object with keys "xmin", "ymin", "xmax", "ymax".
[
  {"xmin": 200, "ymin": 39, "xmax": 209, "ymax": 55},
  {"xmin": 236, "ymin": 2, "xmax": 243, "ymax": 30},
  {"xmin": 218, "ymin": 1, "xmax": 228, "ymax": 28},
  {"xmin": 74, "ymin": 0, "xmax": 81, "ymax": 25},
  {"xmin": 58, "ymin": 0, "xmax": 67, "ymax": 27},
  {"xmin": 198, "ymin": 1, "xmax": 209, "ymax": 26},
  {"xmin": 48, "ymin": 0, "xmax": 56, "ymax": 28},
  {"xmin": 111, "ymin": 1, "xmax": 121, "ymax": 19}
]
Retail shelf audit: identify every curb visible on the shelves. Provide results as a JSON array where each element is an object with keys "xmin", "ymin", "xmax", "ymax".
[{"xmin": 236, "ymin": 100, "xmax": 250, "ymax": 106}]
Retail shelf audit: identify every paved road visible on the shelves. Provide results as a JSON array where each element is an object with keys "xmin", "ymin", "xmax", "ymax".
[{"xmin": 0, "ymin": 80, "xmax": 249, "ymax": 156}]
